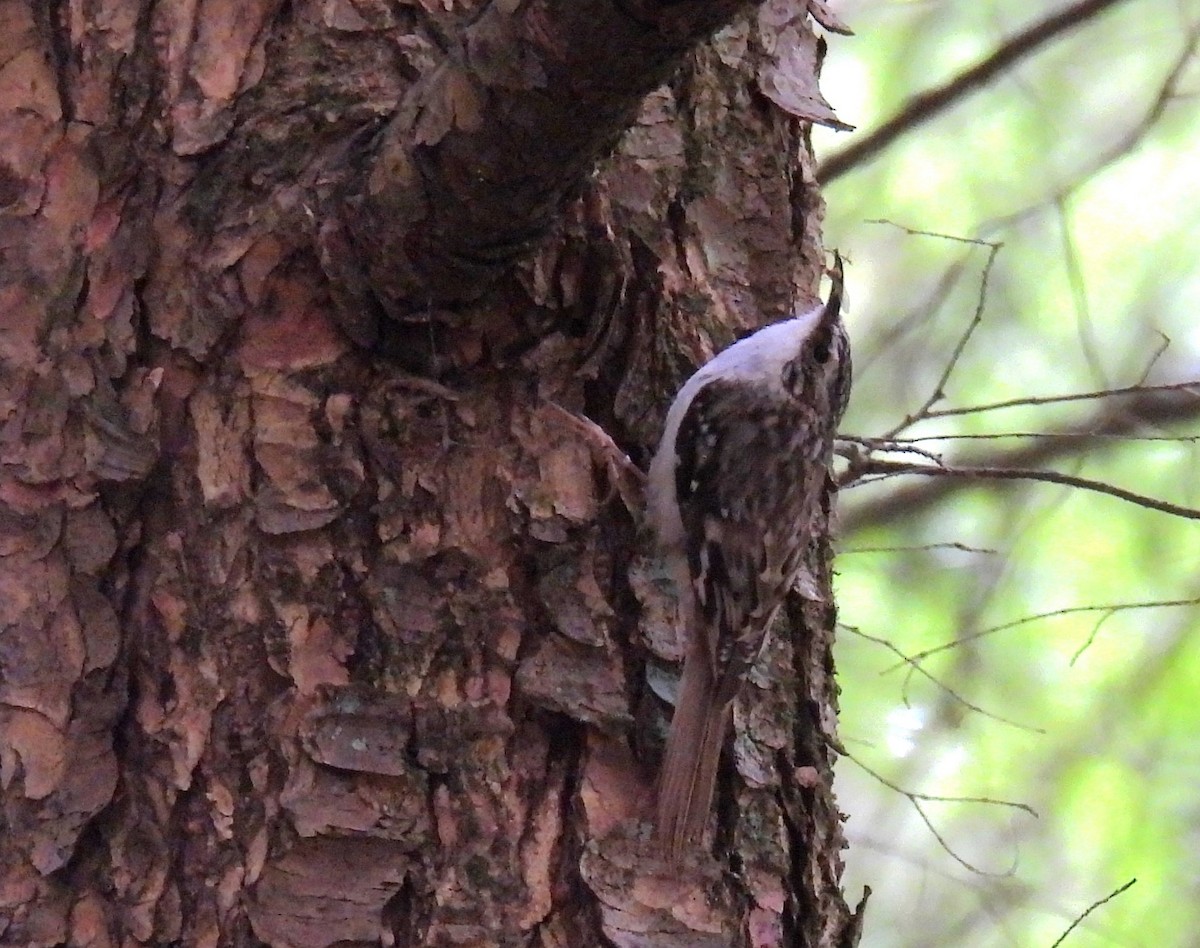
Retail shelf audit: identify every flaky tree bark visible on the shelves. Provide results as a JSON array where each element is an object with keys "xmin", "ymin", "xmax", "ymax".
[{"xmin": 0, "ymin": 1, "xmax": 859, "ymax": 945}]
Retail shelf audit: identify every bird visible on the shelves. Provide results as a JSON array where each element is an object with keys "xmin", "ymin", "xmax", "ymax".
[{"xmin": 646, "ymin": 259, "xmax": 851, "ymax": 858}]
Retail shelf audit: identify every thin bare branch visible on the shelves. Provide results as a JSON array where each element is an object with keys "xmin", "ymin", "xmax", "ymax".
[
  {"xmin": 869, "ymin": 431, "xmax": 1200, "ymax": 444},
  {"xmin": 864, "ymin": 221, "xmax": 998, "ymax": 248},
  {"xmin": 852, "ymin": 252, "xmax": 975, "ymax": 378},
  {"xmin": 920, "ymin": 381, "xmax": 1200, "ymax": 422},
  {"xmin": 1049, "ymin": 879, "xmax": 1137, "ymax": 948},
  {"xmin": 1136, "ymin": 332, "xmax": 1172, "ymax": 386},
  {"xmin": 883, "ymin": 237, "xmax": 1003, "ymax": 439},
  {"xmin": 839, "ymin": 434, "xmax": 946, "ymax": 465},
  {"xmin": 848, "ymin": 753, "xmax": 1037, "ymax": 817},
  {"xmin": 848, "ymin": 754, "xmax": 1026, "ymax": 878},
  {"xmin": 1068, "ymin": 609, "xmax": 1119, "ymax": 666},
  {"xmin": 1055, "ymin": 195, "xmax": 1106, "ymax": 386},
  {"xmin": 883, "ymin": 598, "xmax": 1200, "ymax": 671},
  {"xmin": 817, "ymin": 0, "xmax": 1136, "ymax": 183},
  {"xmin": 850, "ymin": 222, "xmax": 1002, "ymax": 383},
  {"xmin": 841, "ymin": 386, "xmax": 1200, "ymax": 533},
  {"xmin": 842, "ymin": 625, "xmax": 1044, "ymax": 734},
  {"xmin": 857, "ymin": 458, "xmax": 1200, "ymax": 520},
  {"xmin": 840, "ymin": 542, "xmax": 997, "ymax": 556}
]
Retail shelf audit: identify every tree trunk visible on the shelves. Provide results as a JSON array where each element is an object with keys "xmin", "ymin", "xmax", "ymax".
[{"xmin": 0, "ymin": 1, "xmax": 858, "ymax": 945}]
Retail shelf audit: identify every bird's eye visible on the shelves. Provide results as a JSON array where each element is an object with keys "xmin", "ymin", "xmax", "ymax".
[{"xmin": 812, "ymin": 342, "xmax": 831, "ymax": 364}]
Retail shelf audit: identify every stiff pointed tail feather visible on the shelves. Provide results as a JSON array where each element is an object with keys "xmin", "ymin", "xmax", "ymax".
[{"xmin": 655, "ymin": 643, "xmax": 731, "ymax": 860}]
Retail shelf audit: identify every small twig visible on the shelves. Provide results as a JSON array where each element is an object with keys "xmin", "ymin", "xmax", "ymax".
[
  {"xmin": 852, "ymin": 254, "xmax": 974, "ymax": 379},
  {"xmin": 848, "ymin": 753, "xmax": 1027, "ymax": 878},
  {"xmin": 882, "ymin": 598, "xmax": 1200, "ymax": 672},
  {"xmin": 839, "ymin": 435, "xmax": 946, "ymax": 465},
  {"xmin": 1136, "ymin": 332, "xmax": 1172, "ymax": 386},
  {"xmin": 1048, "ymin": 879, "xmax": 1137, "ymax": 948},
  {"xmin": 840, "ymin": 385, "xmax": 1200, "ymax": 533},
  {"xmin": 1055, "ymin": 195, "xmax": 1107, "ymax": 387},
  {"xmin": 882, "ymin": 237, "xmax": 1003, "ymax": 439},
  {"xmin": 842, "ymin": 625, "xmax": 1044, "ymax": 734},
  {"xmin": 871, "ymin": 431, "xmax": 1200, "ymax": 444},
  {"xmin": 863, "ymin": 222, "xmax": 998, "ymax": 248},
  {"xmin": 849, "ymin": 753, "xmax": 1037, "ymax": 817},
  {"xmin": 859, "ymin": 458, "xmax": 1200, "ymax": 520},
  {"xmin": 840, "ymin": 541, "xmax": 997, "ymax": 556},
  {"xmin": 918, "ymin": 380, "xmax": 1200, "ymax": 422},
  {"xmin": 1068, "ymin": 609, "xmax": 1118, "ymax": 666}
]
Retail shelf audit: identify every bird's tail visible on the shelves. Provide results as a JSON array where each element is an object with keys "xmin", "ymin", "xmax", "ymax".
[{"xmin": 655, "ymin": 641, "xmax": 731, "ymax": 861}]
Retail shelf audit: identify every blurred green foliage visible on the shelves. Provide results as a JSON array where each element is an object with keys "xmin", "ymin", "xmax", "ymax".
[{"xmin": 814, "ymin": 2, "xmax": 1200, "ymax": 945}]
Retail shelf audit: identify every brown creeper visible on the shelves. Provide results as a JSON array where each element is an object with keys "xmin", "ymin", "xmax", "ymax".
[{"xmin": 647, "ymin": 261, "xmax": 851, "ymax": 858}]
